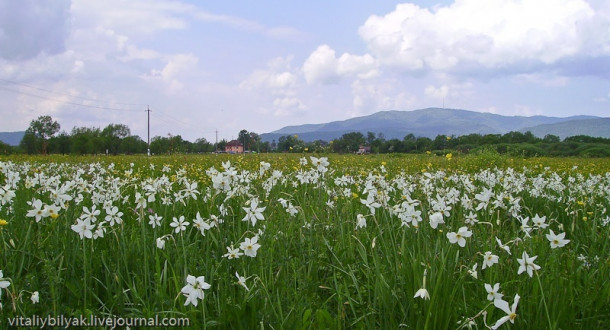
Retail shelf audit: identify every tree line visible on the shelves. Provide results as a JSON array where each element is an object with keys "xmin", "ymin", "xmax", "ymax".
[{"xmin": 1, "ymin": 115, "xmax": 609, "ymax": 157}]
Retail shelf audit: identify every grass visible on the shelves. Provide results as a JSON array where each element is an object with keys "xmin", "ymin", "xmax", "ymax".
[{"xmin": 0, "ymin": 153, "xmax": 608, "ymax": 329}]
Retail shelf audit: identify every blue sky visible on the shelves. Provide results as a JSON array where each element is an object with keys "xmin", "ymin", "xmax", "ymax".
[{"xmin": 0, "ymin": 0, "xmax": 608, "ymax": 142}]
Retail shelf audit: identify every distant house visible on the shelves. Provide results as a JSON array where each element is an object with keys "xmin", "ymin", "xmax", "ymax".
[
  {"xmin": 225, "ymin": 140, "xmax": 243, "ymax": 154},
  {"xmin": 357, "ymin": 145, "xmax": 371, "ymax": 154}
]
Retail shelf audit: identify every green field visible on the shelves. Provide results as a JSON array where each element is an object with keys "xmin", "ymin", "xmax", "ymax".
[{"xmin": 0, "ymin": 153, "xmax": 608, "ymax": 329}]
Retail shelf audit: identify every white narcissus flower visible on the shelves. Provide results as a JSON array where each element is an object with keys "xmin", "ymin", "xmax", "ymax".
[
  {"xmin": 360, "ymin": 193, "xmax": 381, "ymax": 215},
  {"xmin": 414, "ymin": 269, "xmax": 429, "ymax": 300},
  {"xmin": 0, "ymin": 270, "xmax": 10, "ymax": 296},
  {"xmin": 242, "ymin": 199, "xmax": 266, "ymax": 226},
  {"xmin": 104, "ymin": 206, "xmax": 124, "ymax": 226},
  {"xmin": 495, "ymin": 237, "xmax": 511, "ymax": 255},
  {"xmin": 192, "ymin": 212, "xmax": 211, "ymax": 236},
  {"xmin": 491, "ymin": 294, "xmax": 520, "ymax": 329},
  {"xmin": 482, "ymin": 251, "xmax": 499, "ymax": 269},
  {"xmin": 26, "ymin": 199, "xmax": 45, "ymax": 222},
  {"xmin": 170, "ymin": 216, "xmax": 189, "ymax": 234},
  {"xmin": 546, "ymin": 230, "xmax": 570, "ymax": 248},
  {"xmin": 485, "ymin": 283, "xmax": 503, "ymax": 301},
  {"xmin": 80, "ymin": 205, "xmax": 101, "ymax": 222},
  {"xmin": 446, "ymin": 226, "xmax": 472, "ymax": 247},
  {"xmin": 468, "ymin": 263, "xmax": 478, "ymax": 279},
  {"xmin": 240, "ymin": 236, "xmax": 261, "ymax": 258},
  {"xmin": 464, "ymin": 212, "xmax": 478, "ymax": 226},
  {"xmin": 429, "ymin": 212, "xmax": 445, "ymax": 229},
  {"xmin": 71, "ymin": 218, "xmax": 94, "ymax": 239},
  {"xmin": 223, "ymin": 245, "xmax": 243, "ymax": 259},
  {"xmin": 31, "ymin": 291, "xmax": 39, "ymax": 304},
  {"xmin": 156, "ymin": 237, "xmax": 166, "ymax": 250},
  {"xmin": 181, "ymin": 275, "xmax": 211, "ymax": 307},
  {"xmin": 356, "ymin": 214, "xmax": 367, "ymax": 229},
  {"xmin": 148, "ymin": 213, "xmax": 162, "ymax": 228},
  {"xmin": 531, "ymin": 214, "xmax": 548, "ymax": 229},
  {"xmin": 235, "ymin": 272, "xmax": 249, "ymax": 291},
  {"xmin": 414, "ymin": 288, "xmax": 430, "ymax": 300},
  {"xmin": 517, "ymin": 251, "xmax": 541, "ymax": 277}
]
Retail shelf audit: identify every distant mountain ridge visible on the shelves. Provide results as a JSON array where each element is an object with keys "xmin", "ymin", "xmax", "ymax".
[
  {"xmin": 0, "ymin": 131, "xmax": 25, "ymax": 146},
  {"xmin": 261, "ymin": 108, "xmax": 604, "ymax": 142},
  {"xmin": 520, "ymin": 118, "xmax": 610, "ymax": 140}
]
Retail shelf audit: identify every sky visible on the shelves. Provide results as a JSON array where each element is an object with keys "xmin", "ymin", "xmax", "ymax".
[{"xmin": 0, "ymin": 0, "xmax": 609, "ymax": 142}]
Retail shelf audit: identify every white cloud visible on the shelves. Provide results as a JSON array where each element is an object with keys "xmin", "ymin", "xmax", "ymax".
[
  {"xmin": 513, "ymin": 73, "xmax": 569, "ymax": 87},
  {"xmin": 425, "ymin": 85, "xmax": 449, "ymax": 99},
  {"xmin": 144, "ymin": 53, "xmax": 199, "ymax": 92},
  {"xmin": 358, "ymin": 0, "xmax": 609, "ymax": 75},
  {"xmin": 72, "ymin": 0, "xmax": 190, "ymax": 36},
  {"xmin": 302, "ymin": 45, "xmax": 378, "ymax": 84},
  {"xmin": 513, "ymin": 104, "xmax": 542, "ymax": 116},
  {"xmin": 240, "ymin": 69, "xmax": 297, "ymax": 90},
  {"xmin": 273, "ymin": 97, "xmax": 307, "ymax": 116},
  {"xmin": 350, "ymin": 79, "xmax": 416, "ymax": 116}
]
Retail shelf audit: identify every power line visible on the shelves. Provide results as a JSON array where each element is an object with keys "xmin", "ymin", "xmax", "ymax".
[
  {"xmin": 0, "ymin": 85, "xmax": 141, "ymax": 112},
  {"xmin": 0, "ymin": 78, "xmax": 146, "ymax": 107}
]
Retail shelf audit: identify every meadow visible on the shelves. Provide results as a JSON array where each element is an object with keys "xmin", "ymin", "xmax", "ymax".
[{"xmin": 0, "ymin": 153, "xmax": 608, "ymax": 329}]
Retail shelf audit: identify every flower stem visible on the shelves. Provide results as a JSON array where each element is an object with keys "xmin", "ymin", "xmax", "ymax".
[{"xmin": 535, "ymin": 271, "xmax": 553, "ymax": 329}]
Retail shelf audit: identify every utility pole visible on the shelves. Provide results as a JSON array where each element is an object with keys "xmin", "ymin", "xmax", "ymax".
[
  {"xmin": 215, "ymin": 129, "xmax": 218, "ymax": 153},
  {"xmin": 146, "ymin": 106, "xmax": 151, "ymax": 156}
]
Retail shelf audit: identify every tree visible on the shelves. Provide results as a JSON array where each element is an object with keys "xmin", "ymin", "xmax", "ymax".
[
  {"xmin": 277, "ymin": 135, "xmax": 304, "ymax": 152},
  {"xmin": 0, "ymin": 141, "xmax": 12, "ymax": 155},
  {"xmin": 48, "ymin": 131, "xmax": 71, "ymax": 154},
  {"xmin": 71, "ymin": 127, "xmax": 101, "ymax": 155},
  {"xmin": 249, "ymin": 132, "xmax": 261, "ymax": 152},
  {"xmin": 238, "ymin": 129, "xmax": 250, "ymax": 152},
  {"xmin": 24, "ymin": 115, "xmax": 60, "ymax": 154},
  {"xmin": 403, "ymin": 133, "xmax": 416, "ymax": 152},
  {"xmin": 101, "ymin": 124, "xmax": 131, "ymax": 155},
  {"xmin": 119, "ymin": 135, "xmax": 147, "ymax": 154},
  {"xmin": 333, "ymin": 132, "xmax": 365, "ymax": 153},
  {"xmin": 19, "ymin": 132, "xmax": 39, "ymax": 154},
  {"xmin": 366, "ymin": 131, "xmax": 376, "ymax": 145},
  {"xmin": 193, "ymin": 138, "xmax": 214, "ymax": 153},
  {"xmin": 542, "ymin": 134, "xmax": 560, "ymax": 143}
]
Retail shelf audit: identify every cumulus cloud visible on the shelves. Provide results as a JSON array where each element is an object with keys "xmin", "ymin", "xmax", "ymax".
[
  {"xmin": 239, "ymin": 56, "xmax": 306, "ymax": 117},
  {"xmin": 144, "ymin": 53, "xmax": 199, "ymax": 92},
  {"xmin": 0, "ymin": 0, "xmax": 71, "ymax": 60},
  {"xmin": 425, "ymin": 85, "xmax": 449, "ymax": 99},
  {"xmin": 351, "ymin": 79, "xmax": 416, "ymax": 115},
  {"xmin": 302, "ymin": 45, "xmax": 378, "ymax": 84},
  {"xmin": 358, "ymin": 0, "xmax": 610, "ymax": 76},
  {"xmin": 273, "ymin": 97, "xmax": 307, "ymax": 116},
  {"xmin": 240, "ymin": 56, "xmax": 300, "ymax": 94},
  {"xmin": 240, "ymin": 69, "xmax": 297, "ymax": 90}
]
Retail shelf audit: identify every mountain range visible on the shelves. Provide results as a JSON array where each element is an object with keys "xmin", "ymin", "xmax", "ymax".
[
  {"xmin": 261, "ymin": 108, "xmax": 608, "ymax": 142},
  {"xmin": 0, "ymin": 131, "xmax": 25, "ymax": 146}
]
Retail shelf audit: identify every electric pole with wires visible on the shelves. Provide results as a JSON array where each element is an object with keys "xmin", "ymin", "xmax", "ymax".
[{"xmin": 146, "ymin": 106, "xmax": 151, "ymax": 156}]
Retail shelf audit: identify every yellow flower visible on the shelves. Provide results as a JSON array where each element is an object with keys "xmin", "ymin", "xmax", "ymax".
[
  {"xmin": 445, "ymin": 153, "xmax": 453, "ymax": 160},
  {"xmin": 352, "ymin": 192, "xmax": 359, "ymax": 199},
  {"xmin": 0, "ymin": 219, "xmax": 7, "ymax": 226}
]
